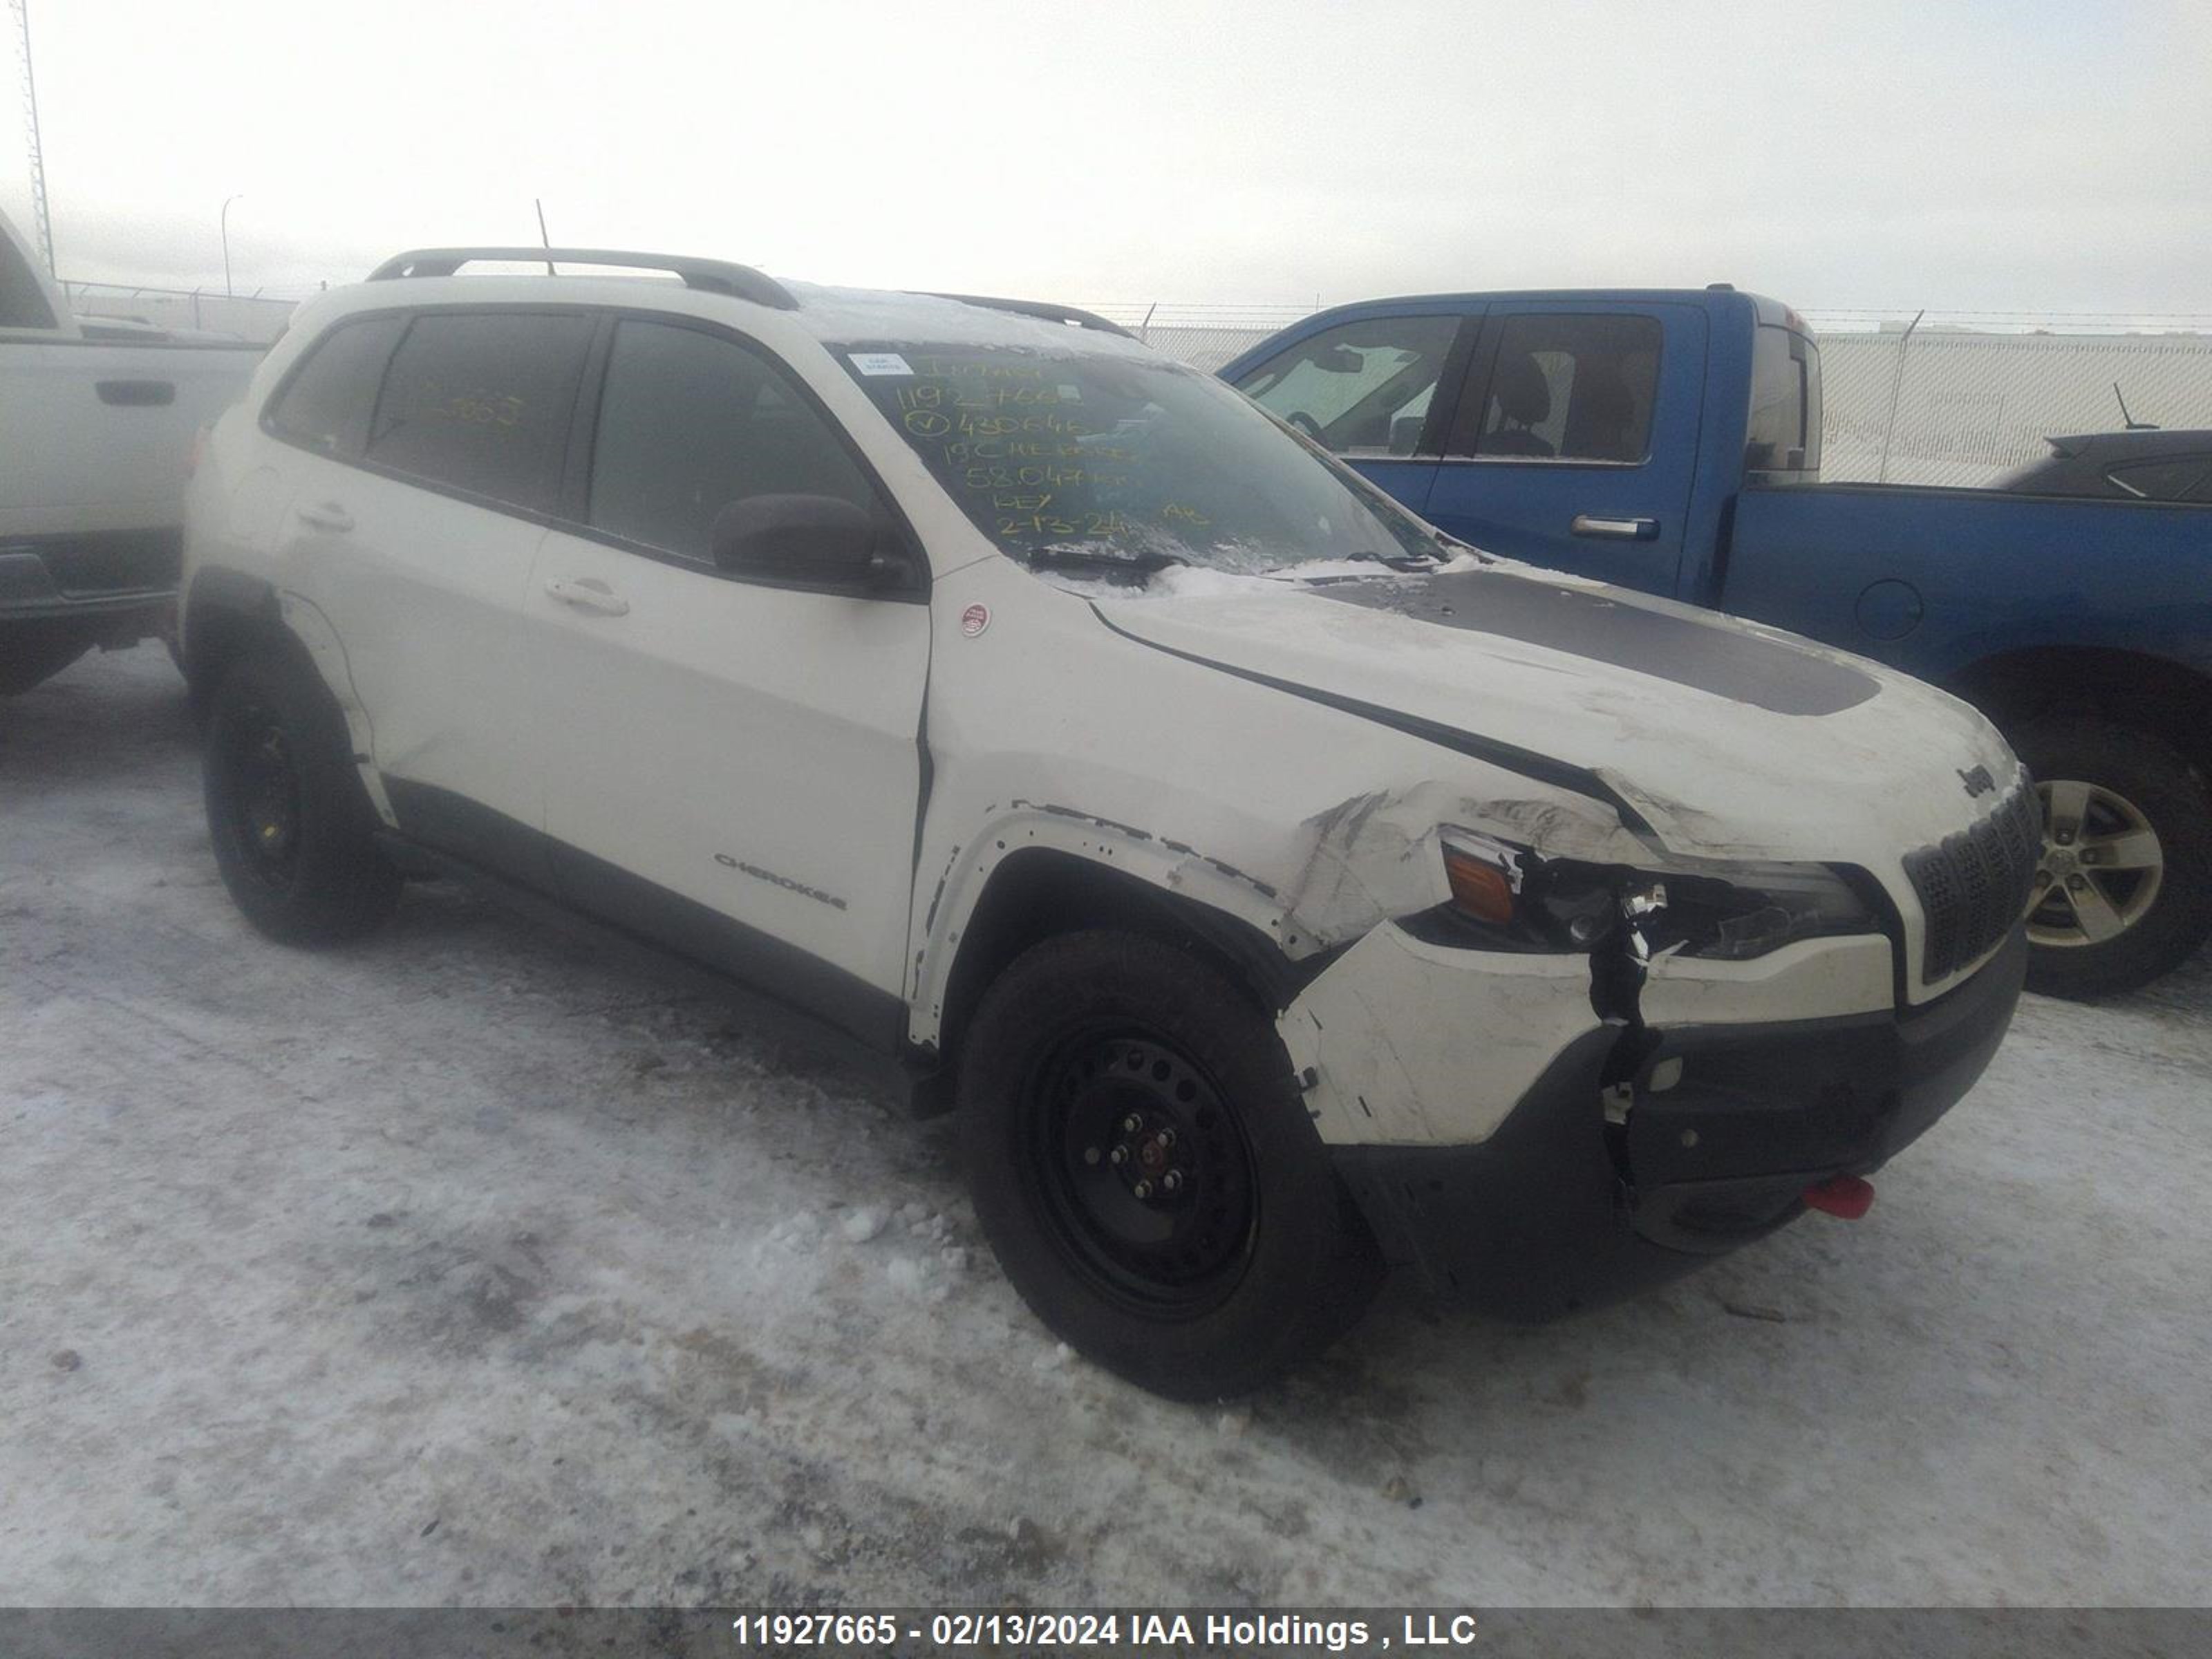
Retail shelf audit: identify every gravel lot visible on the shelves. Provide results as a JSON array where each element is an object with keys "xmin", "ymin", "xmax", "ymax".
[{"xmin": 3, "ymin": 643, "xmax": 2208, "ymax": 1609}]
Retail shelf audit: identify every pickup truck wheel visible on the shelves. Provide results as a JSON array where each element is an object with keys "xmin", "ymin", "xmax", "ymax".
[
  {"xmin": 959, "ymin": 928, "xmax": 1381, "ymax": 1400},
  {"xmin": 203, "ymin": 653, "xmax": 400, "ymax": 946},
  {"xmin": 2012, "ymin": 717, "xmax": 2212, "ymax": 998}
]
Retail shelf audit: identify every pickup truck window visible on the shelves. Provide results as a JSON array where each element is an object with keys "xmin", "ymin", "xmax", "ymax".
[
  {"xmin": 1747, "ymin": 323, "xmax": 1822, "ymax": 476},
  {"xmin": 1, "ymin": 233, "xmax": 59, "ymax": 329},
  {"xmin": 839, "ymin": 343, "xmax": 1439, "ymax": 570},
  {"xmin": 265, "ymin": 315, "xmax": 406, "ymax": 458},
  {"xmin": 588, "ymin": 319, "xmax": 885, "ymax": 563},
  {"xmin": 1465, "ymin": 314, "xmax": 1660, "ymax": 463},
  {"xmin": 364, "ymin": 312, "xmax": 594, "ymax": 512},
  {"xmin": 1229, "ymin": 315, "xmax": 1459, "ymax": 457}
]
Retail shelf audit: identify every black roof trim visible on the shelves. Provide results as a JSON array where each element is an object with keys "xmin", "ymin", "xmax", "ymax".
[
  {"xmin": 919, "ymin": 293, "xmax": 1136, "ymax": 339},
  {"xmin": 366, "ymin": 248, "xmax": 798, "ymax": 310}
]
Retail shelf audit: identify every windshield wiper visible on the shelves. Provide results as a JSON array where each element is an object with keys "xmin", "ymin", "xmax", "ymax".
[
  {"xmin": 1342, "ymin": 547, "xmax": 1443, "ymax": 572},
  {"xmin": 1016, "ymin": 544, "xmax": 1188, "ymax": 583}
]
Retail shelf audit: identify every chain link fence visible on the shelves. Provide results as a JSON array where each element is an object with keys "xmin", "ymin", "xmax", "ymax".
[
  {"xmin": 1098, "ymin": 300, "xmax": 2212, "ymax": 491},
  {"xmin": 58, "ymin": 279, "xmax": 302, "ymax": 343},
  {"xmin": 48, "ymin": 279, "xmax": 2212, "ymax": 486},
  {"xmin": 1798, "ymin": 312, "xmax": 2212, "ymax": 487},
  {"xmin": 1083, "ymin": 303, "xmax": 1308, "ymax": 375}
]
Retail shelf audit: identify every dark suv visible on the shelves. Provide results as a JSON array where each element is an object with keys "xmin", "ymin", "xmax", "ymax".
[{"xmin": 1996, "ymin": 431, "xmax": 2212, "ymax": 503}]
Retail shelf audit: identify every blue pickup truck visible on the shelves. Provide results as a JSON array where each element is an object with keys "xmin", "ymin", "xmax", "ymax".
[{"xmin": 1220, "ymin": 290, "xmax": 2212, "ymax": 997}]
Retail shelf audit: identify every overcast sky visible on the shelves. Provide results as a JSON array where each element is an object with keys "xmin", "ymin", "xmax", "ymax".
[{"xmin": 5, "ymin": 0, "xmax": 2208, "ymax": 317}]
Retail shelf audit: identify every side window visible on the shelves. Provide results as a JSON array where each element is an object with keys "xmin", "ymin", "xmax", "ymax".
[
  {"xmin": 265, "ymin": 315, "xmax": 406, "ymax": 458},
  {"xmin": 364, "ymin": 312, "xmax": 595, "ymax": 509},
  {"xmin": 2104, "ymin": 456, "xmax": 2212, "ymax": 502},
  {"xmin": 587, "ymin": 319, "xmax": 883, "ymax": 563},
  {"xmin": 1232, "ymin": 315, "xmax": 1459, "ymax": 457},
  {"xmin": 1470, "ymin": 314, "xmax": 1661, "ymax": 463},
  {"xmin": 1746, "ymin": 324, "xmax": 1819, "ymax": 476},
  {"xmin": 0, "ymin": 229, "xmax": 59, "ymax": 330}
]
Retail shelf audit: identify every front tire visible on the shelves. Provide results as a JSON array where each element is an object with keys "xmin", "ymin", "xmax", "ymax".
[
  {"xmin": 2012, "ymin": 717, "xmax": 2212, "ymax": 998},
  {"xmin": 959, "ymin": 929, "xmax": 1380, "ymax": 1399},
  {"xmin": 203, "ymin": 651, "xmax": 400, "ymax": 946}
]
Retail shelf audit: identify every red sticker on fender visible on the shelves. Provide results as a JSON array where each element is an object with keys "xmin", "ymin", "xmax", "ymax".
[{"xmin": 960, "ymin": 603, "xmax": 990, "ymax": 637}]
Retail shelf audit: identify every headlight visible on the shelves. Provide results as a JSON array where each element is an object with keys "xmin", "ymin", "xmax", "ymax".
[{"xmin": 1430, "ymin": 828, "xmax": 1880, "ymax": 960}]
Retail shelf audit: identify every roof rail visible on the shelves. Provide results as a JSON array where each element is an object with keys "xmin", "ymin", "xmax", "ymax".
[
  {"xmin": 367, "ymin": 248, "xmax": 798, "ymax": 310},
  {"xmin": 921, "ymin": 292, "xmax": 1136, "ymax": 339}
]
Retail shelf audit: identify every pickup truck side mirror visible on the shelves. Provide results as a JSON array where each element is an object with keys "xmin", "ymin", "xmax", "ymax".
[{"xmin": 709, "ymin": 494, "xmax": 912, "ymax": 591}]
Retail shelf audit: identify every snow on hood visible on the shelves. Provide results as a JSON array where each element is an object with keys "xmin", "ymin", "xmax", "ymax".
[
  {"xmin": 1038, "ymin": 547, "xmax": 1602, "ymax": 604},
  {"xmin": 1036, "ymin": 550, "xmax": 1486, "ymax": 606},
  {"xmin": 1089, "ymin": 561, "xmax": 2018, "ymax": 866}
]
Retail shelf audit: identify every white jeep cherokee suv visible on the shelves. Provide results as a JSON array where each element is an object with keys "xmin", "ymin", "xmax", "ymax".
[{"xmin": 182, "ymin": 247, "xmax": 2034, "ymax": 1398}]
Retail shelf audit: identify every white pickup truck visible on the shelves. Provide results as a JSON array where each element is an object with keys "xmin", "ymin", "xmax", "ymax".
[{"xmin": 2, "ymin": 209, "xmax": 264, "ymax": 693}]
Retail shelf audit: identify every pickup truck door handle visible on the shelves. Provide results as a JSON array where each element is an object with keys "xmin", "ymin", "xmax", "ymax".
[
  {"xmin": 1571, "ymin": 514, "xmax": 1659, "ymax": 541},
  {"xmin": 543, "ymin": 576, "xmax": 630, "ymax": 617},
  {"xmin": 295, "ymin": 502, "xmax": 355, "ymax": 534},
  {"xmin": 96, "ymin": 378, "xmax": 176, "ymax": 406}
]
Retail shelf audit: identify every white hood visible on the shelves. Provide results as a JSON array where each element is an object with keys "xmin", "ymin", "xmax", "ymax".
[{"xmin": 1090, "ymin": 562, "xmax": 2021, "ymax": 869}]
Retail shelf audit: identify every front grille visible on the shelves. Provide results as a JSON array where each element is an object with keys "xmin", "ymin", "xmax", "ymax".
[{"xmin": 1902, "ymin": 778, "xmax": 2040, "ymax": 983}]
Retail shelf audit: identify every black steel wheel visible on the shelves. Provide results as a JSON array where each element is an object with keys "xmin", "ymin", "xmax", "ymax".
[
  {"xmin": 961, "ymin": 928, "xmax": 1381, "ymax": 1399},
  {"xmin": 223, "ymin": 705, "xmax": 306, "ymax": 895},
  {"xmin": 204, "ymin": 650, "xmax": 400, "ymax": 945},
  {"xmin": 1026, "ymin": 1026, "xmax": 1259, "ymax": 1315}
]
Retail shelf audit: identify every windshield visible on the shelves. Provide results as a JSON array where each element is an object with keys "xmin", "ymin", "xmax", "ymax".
[{"xmin": 834, "ymin": 340, "xmax": 1443, "ymax": 572}]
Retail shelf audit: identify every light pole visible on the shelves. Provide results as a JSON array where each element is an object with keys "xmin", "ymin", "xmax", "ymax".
[
  {"xmin": 10, "ymin": 0, "xmax": 55, "ymax": 274},
  {"xmin": 221, "ymin": 194, "xmax": 243, "ymax": 297}
]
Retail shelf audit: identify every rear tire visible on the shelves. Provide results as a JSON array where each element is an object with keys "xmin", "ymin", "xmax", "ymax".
[
  {"xmin": 203, "ymin": 650, "xmax": 400, "ymax": 945},
  {"xmin": 2012, "ymin": 716, "xmax": 2212, "ymax": 998},
  {"xmin": 959, "ymin": 928, "xmax": 1380, "ymax": 1399}
]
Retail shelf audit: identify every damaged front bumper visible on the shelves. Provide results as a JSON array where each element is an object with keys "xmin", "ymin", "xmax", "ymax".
[{"xmin": 1319, "ymin": 926, "xmax": 2027, "ymax": 1321}]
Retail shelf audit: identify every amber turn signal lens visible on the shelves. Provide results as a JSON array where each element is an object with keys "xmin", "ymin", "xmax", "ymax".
[{"xmin": 1443, "ymin": 849, "xmax": 1516, "ymax": 925}]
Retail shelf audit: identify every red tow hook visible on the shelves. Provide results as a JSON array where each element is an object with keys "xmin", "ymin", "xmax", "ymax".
[{"xmin": 1803, "ymin": 1176, "xmax": 1875, "ymax": 1220}]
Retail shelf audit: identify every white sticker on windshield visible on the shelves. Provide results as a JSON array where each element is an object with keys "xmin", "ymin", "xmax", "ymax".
[{"xmin": 849, "ymin": 353, "xmax": 913, "ymax": 377}]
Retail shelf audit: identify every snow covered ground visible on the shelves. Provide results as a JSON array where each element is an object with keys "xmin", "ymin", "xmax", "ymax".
[{"xmin": 3, "ymin": 644, "xmax": 2207, "ymax": 1609}]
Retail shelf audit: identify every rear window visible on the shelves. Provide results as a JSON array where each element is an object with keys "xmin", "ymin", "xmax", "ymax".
[
  {"xmin": 265, "ymin": 315, "xmax": 406, "ymax": 458},
  {"xmin": 1745, "ymin": 324, "xmax": 1822, "ymax": 477},
  {"xmin": 2103, "ymin": 455, "xmax": 2212, "ymax": 502},
  {"xmin": 363, "ymin": 312, "xmax": 595, "ymax": 509}
]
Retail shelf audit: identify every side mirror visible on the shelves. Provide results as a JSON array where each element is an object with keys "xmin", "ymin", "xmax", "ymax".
[{"xmin": 709, "ymin": 494, "xmax": 909, "ymax": 588}]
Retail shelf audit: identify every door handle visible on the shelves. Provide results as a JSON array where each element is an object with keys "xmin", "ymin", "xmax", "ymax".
[
  {"xmin": 96, "ymin": 379, "xmax": 176, "ymax": 406},
  {"xmin": 295, "ymin": 502, "xmax": 355, "ymax": 533},
  {"xmin": 1571, "ymin": 514, "xmax": 1658, "ymax": 541},
  {"xmin": 543, "ymin": 576, "xmax": 630, "ymax": 617}
]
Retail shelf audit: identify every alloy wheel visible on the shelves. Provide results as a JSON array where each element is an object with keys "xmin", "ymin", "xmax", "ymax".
[{"xmin": 2027, "ymin": 777, "xmax": 2164, "ymax": 948}]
